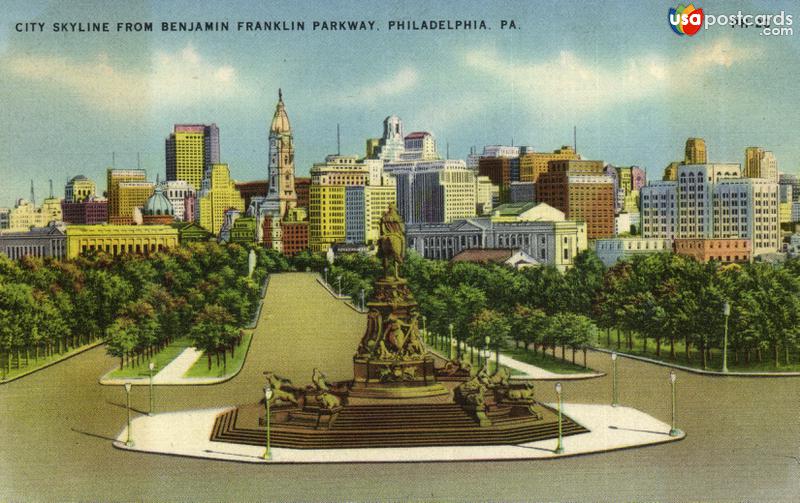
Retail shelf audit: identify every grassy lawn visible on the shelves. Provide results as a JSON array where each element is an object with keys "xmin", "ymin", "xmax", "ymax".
[
  {"xmin": 1, "ymin": 341, "xmax": 102, "ymax": 382},
  {"xmin": 426, "ymin": 334, "xmax": 593, "ymax": 375},
  {"xmin": 184, "ymin": 330, "xmax": 254, "ymax": 378},
  {"xmin": 595, "ymin": 329, "xmax": 800, "ymax": 372},
  {"xmin": 424, "ymin": 337, "xmax": 533, "ymax": 376},
  {"xmin": 108, "ymin": 337, "xmax": 193, "ymax": 379},
  {"xmin": 505, "ymin": 347, "xmax": 594, "ymax": 374}
]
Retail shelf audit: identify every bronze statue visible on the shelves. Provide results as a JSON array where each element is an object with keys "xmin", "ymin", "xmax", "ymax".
[
  {"xmin": 263, "ymin": 372, "xmax": 298, "ymax": 405},
  {"xmin": 312, "ymin": 368, "xmax": 330, "ymax": 392},
  {"xmin": 377, "ymin": 203, "xmax": 405, "ymax": 279}
]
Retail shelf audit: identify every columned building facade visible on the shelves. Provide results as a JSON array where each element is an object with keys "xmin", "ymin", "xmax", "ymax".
[
  {"xmin": 0, "ymin": 223, "xmax": 66, "ymax": 260},
  {"xmin": 406, "ymin": 218, "xmax": 586, "ymax": 271}
]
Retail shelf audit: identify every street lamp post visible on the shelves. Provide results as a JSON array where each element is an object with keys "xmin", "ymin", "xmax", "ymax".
[
  {"xmin": 722, "ymin": 301, "xmax": 731, "ymax": 373},
  {"xmin": 449, "ymin": 323, "xmax": 458, "ymax": 360},
  {"xmin": 148, "ymin": 361, "xmax": 155, "ymax": 416},
  {"xmin": 324, "ymin": 267, "xmax": 328, "ymax": 286},
  {"xmin": 264, "ymin": 385, "xmax": 274, "ymax": 460},
  {"xmin": 494, "ymin": 338, "xmax": 500, "ymax": 375},
  {"xmin": 449, "ymin": 327, "xmax": 456, "ymax": 361},
  {"xmin": 422, "ymin": 316, "xmax": 427, "ymax": 344},
  {"xmin": 669, "ymin": 370, "xmax": 682, "ymax": 437},
  {"xmin": 555, "ymin": 382, "xmax": 564, "ymax": 454},
  {"xmin": 484, "ymin": 336, "xmax": 491, "ymax": 369},
  {"xmin": 360, "ymin": 289, "xmax": 365, "ymax": 312},
  {"xmin": 337, "ymin": 275, "xmax": 342, "ymax": 297},
  {"xmin": 611, "ymin": 352, "xmax": 618, "ymax": 407},
  {"xmin": 124, "ymin": 382, "xmax": 133, "ymax": 447}
]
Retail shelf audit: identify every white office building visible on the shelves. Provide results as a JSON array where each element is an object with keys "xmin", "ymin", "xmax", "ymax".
[
  {"xmin": 159, "ymin": 180, "xmax": 196, "ymax": 222},
  {"xmin": 640, "ymin": 164, "xmax": 780, "ymax": 256}
]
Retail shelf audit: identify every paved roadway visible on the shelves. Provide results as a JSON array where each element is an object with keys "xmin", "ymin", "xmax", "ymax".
[{"xmin": 1, "ymin": 272, "xmax": 798, "ymax": 502}]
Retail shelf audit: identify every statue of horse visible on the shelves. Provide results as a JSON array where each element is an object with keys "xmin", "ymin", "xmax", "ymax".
[
  {"xmin": 506, "ymin": 382, "xmax": 535, "ymax": 401},
  {"xmin": 264, "ymin": 372, "xmax": 298, "ymax": 405}
]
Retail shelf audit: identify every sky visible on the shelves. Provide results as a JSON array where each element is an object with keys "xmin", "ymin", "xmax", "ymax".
[{"xmin": 0, "ymin": 0, "xmax": 798, "ymax": 207}]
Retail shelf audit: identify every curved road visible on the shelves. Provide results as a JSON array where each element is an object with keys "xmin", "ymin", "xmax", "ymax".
[{"xmin": 1, "ymin": 272, "xmax": 798, "ymax": 501}]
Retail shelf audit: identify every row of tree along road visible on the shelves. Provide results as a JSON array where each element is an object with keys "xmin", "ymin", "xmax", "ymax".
[
  {"xmin": 321, "ymin": 250, "xmax": 800, "ymax": 371},
  {"xmin": 0, "ymin": 243, "xmax": 293, "ymax": 379}
]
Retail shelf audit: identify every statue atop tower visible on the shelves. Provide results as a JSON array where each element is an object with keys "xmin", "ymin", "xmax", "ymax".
[
  {"xmin": 265, "ymin": 88, "xmax": 297, "ymax": 218},
  {"xmin": 258, "ymin": 89, "xmax": 298, "ymax": 252}
]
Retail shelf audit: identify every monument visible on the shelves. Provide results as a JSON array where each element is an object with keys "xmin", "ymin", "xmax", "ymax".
[
  {"xmin": 210, "ymin": 205, "xmax": 587, "ymax": 449},
  {"xmin": 350, "ymin": 203, "xmax": 448, "ymax": 398}
]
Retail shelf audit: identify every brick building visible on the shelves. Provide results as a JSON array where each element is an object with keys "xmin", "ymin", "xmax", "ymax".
[
  {"xmin": 536, "ymin": 159, "xmax": 615, "ymax": 240},
  {"xmin": 673, "ymin": 238, "xmax": 751, "ymax": 263}
]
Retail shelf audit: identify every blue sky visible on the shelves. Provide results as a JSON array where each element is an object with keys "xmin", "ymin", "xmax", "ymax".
[{"xmin": 0, "ymin": 0, "xmax": 798, "ymax": 207}]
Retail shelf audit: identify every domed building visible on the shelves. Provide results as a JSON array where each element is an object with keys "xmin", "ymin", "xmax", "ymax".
[{"xmin": 142, "ymin": 185, "xmax": 175, "ymax": 225}]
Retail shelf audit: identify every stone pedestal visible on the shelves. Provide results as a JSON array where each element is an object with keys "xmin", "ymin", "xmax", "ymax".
[
  {"xmin": 350, "ymin": 357, "xmax": 447, "ymax": 399},
  {"xmin": 350, "ymin": 277, "xmax": 447, "ymax": 399}
]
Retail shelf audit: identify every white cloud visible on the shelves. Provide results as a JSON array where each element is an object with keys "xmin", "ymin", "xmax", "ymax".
[
  {"xmin": 342, "ymin": 67, "xmax": 419, "ymax": 103},
  {"xmin": 464, "ymin": 38, "xmax": 758, "ymax": 116},
  {"xmin": 2, "ymin": 43, "xmax": 248, "ymax": 114}
]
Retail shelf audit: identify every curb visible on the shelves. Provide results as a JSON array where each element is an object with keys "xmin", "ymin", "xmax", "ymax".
[
  {"xmin": 591, "ymin": 347, "xmax": 800, "ymax": 377},
  {"xmin": 0, "ymin": 340, "xmax": 105, "ymax": 385},
  {"xmin": 316, "ymin": 276, "xmax": 352, "ymax": 301},
  {"xmin": 316, "ymin": 276, "xmax": 368, "ymax": 314},
  {"xmin": 111, "ymin": 404, "xmax": 685, "ymax": 465}
]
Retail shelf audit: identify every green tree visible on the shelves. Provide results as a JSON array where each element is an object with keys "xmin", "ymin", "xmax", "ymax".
[
  {"xmin": 190, "ymin": 304, "xmax": 239, "ymax": 371},
  {"xmin": 468, "ymin": 308, "xmax": 511, "ymax": 369},
  {"xmin": 106, "ymin": 318, "xmax": 138, "ymax": 370}
]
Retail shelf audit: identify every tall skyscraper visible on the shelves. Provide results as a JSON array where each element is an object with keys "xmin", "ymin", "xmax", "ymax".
[
  {"xmin": 165, "ymin": 124, "xmax": 220, "ymax": 191},
  {"xmin": 518, "ymin": 146, "xmax": 580, "ymax": 183},
  {"xmin": 107, "ymin": 169, "xmax": 149, "ymax": 224},
  {"xmin": 536, "ymin": 159, "xmax": 615, "ymax": 240},
  {"xmin": 370, "ymin": 116, "xmax": 406, "ymax": 161},
  {"xmin": 393, "ymin": 161, "xmax": 476, "ymax": 224},
  {"xmin": 779, "ymin": 173, "xmax": 800, "ymax": 203},
  {"xmin": 197, "ymin": 163, "xmax": 245, "ymax": 234},
  {"xmin": 401, "ymin": 132, "xmax": 438, "ymax": 161},
  {"xmin": 345, "ymin": 184, "xmax": 397, "ymax": 245},
  {"xmin": 685, "ymin": 138, "xmax": 707, "ymax": 164},
  {"xmin": 744, "ymin": 147, "xmax": 778, "ymax": 182},
  {"xmin": 641, "ymin": 163, "xmax": 780, "ymax": 256}
]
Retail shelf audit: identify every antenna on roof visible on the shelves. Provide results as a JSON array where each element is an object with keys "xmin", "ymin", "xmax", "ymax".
[
  {"xmin": 112, "ymin": 151, "xmax": 116, "ymax": 168},
  {"xmin": 337, "ymin": 123, "xmax": 341, "ymax": 156},
  {"xmin": 511, "ymin": 137, "xmax": 514, "ymax": 147},
  {"xmin": 30, "ymin": 179, "xmax": 35, "ymax": 205},
  {"xmin": 446, "ymin": 141, "xmax": 450, "ymax": 159},
  {"xmin": 573, "ymin": 125, "xmax": 577, "ymax": 152},
  {"xmin": 49, "ymin": 179, "xmax": 53, "ymax": 198}
]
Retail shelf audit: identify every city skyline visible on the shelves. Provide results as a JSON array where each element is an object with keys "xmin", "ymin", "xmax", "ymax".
[{"xmin": 2, "ymin": 0, "xmax": 799, "ymax": 208}]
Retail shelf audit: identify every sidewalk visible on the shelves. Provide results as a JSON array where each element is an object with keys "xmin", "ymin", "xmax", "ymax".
[
  {"xmin": 592, "ymin": 347, "xmax": 800, "ymax": 377},
  {"xmin": 113, "ymin": 403, "xmax": 683, "ymax": 463},
  {"xmin": 101, "ymin": 347, "xmax": 231, "ymax": 386},
  {"xmin": 429, "ymin": 346, "xmax": 603, "ymax": 381}
]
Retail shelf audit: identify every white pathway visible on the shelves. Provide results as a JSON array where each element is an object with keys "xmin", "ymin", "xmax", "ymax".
[
  {"xmin": 101, "ymin": 347, "xmax": 226, "ymax": 386},
  {"xmin": 113, "ymin": 403, "xmax": 684, "ymax": 463},
  {"xmin": 153, "ymin": 347, "xmax": 204, "ymax": 383}
]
